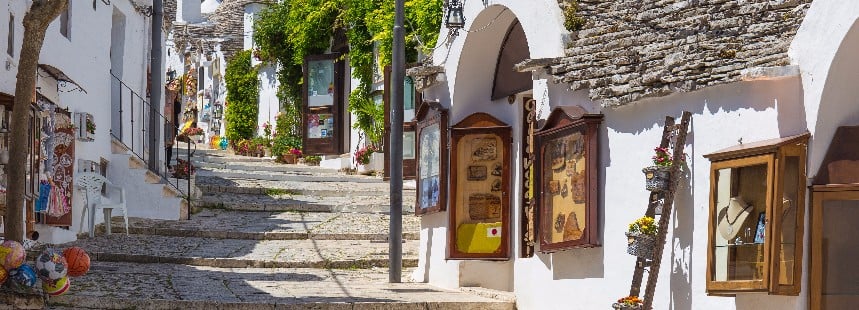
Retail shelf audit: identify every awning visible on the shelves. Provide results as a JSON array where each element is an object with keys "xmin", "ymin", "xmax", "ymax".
[{"xmin": 38, "ymin": 64, "xmax": 87, "ymax": 94}]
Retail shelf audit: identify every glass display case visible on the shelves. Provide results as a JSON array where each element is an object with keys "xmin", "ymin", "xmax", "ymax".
[
  {"xmin": 414, "ymin": 102, "xmax": 448, "ymax": 216},
  {"xmin": 534, "ymin": 107, "xmax": 603, "ymax": 251},
  {"xmin": 303, "ymin": 54, "xmax": 345, "ymax": 155},
  {"xmin": 704, "ymin": 133, "xmax": 807, "ymax": 294},
  {"xmin": 448, "ymin": 113, "xmax": 511, "ymax": 260}
]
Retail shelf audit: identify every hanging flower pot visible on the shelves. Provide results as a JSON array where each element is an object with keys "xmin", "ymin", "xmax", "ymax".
[
  {"xmin": 625, "ymin": 231, "xmax": 657, "ymax": 260},
  {"xmin": 642, "ymin": 166, "xmax": 671, "ymax": 192}
]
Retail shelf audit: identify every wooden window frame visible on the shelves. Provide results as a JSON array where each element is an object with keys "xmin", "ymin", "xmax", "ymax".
[
  {"xmin": 703, "ymin": 133, "xmax": 808, "ymax": 295},
  {"xmin": 447, "ymin": 113, "xmax": 511, "ymax": 260},
  {"xmin": 809, "ymin": 188, "xmax": 859, "ymax": 310},
  {"xmin": 414, "ymin": 102, "xmax": 448, "ymax": 216},
  {"xmin": 533, "ymin": 106, "xmax": 603, "ymax": 252}
]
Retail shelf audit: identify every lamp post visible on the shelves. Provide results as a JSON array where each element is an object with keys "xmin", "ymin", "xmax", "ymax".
[{"xmin": 390, "ymin": 0, "xmax": 405, "ymax": 283}]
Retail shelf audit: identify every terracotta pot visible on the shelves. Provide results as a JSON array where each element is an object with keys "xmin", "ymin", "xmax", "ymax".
[{"xmin": 281, "ymin": 154, "xmax": 297, "ymax": 164}]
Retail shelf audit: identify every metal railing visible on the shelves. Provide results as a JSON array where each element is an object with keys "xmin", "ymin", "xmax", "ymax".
[{"xmin": 109, "ymin": 71, "xmax": 193, "ymax": 216}]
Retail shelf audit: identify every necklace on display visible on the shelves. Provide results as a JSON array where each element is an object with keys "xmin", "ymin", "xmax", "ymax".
[{"xmin": 724, "ymin": 204, "xmax": 752, "ymax": 234}]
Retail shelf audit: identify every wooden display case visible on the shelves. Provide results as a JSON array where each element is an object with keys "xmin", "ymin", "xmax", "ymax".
[
  {"xmin": 414, "ymin": 102, "xmax": 448, "ymax": 216},
  {"xmin": 703, "ymin": 133, "xmax": 808, "ymax": 295},
  {"xmin": 534, "ymin": 106, "xmax": 603, "ymax": 251},
  {"xmin": 303, "ymin": 53, "xmax": 345, "ymax": 155},
  {"xmin": 448, "ymin": 113, "xmax": 511, "ymax": 260}
]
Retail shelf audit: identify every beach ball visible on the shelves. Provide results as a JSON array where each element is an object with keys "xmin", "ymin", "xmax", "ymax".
[
  {"xmin": 0, "ymin": 240, "xmax": 25, "ymax": 270},
  {"xmin": 8, "ymin": 264, "xmax": 37, "ymax": 289},
  {"xmin": 43, "ymin": 276, "xmax": 70, "ymax": 296},
  {"xmin": 35, "ymin": 249, "xmax": 67, "ymax": 281},
  {"xmin": 63, "ymin": 247, "xmax": 90, "ymax": 277}
]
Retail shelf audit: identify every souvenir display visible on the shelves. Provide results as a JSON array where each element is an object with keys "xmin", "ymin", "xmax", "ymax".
[
  {"xmin": 64, "ymin": 246, "xmax": 91, "ymax": 277},
  {"xmin": 303, "ymin": 54, "xmax": 345, "ymax": 155},
  {"xmin": 8, "ymin": 264, "xmax": 37, "ymax": 289},
  {"xmin": 0, "ymin": 240, "xmax": 25, "ymax": 271},
  {"xmin": 449, "ymin": 113, "xmax": 511, "ymax": 259},
  {"xmin": 534, "ymin": 107, "xmax": 603, "ymax": 252},
  {"xmin": 704, "ymin": 133, "xmax": 807, "ymax": 295},
  {"xmin": 43, "ymin": 276, "xmax": 70, "ymax": 296},
  {"xmin": 35, "ymin": 249, "xmax": 67, "ymax": 281},
  {"xmin": 414, "ymin": 103, "xmax": 448, "ymax": 215}
]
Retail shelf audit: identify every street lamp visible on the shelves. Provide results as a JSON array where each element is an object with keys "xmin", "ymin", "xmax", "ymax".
[{"xmin": 445, "ymin": 0, "xmax": 465, "ymax": 36}]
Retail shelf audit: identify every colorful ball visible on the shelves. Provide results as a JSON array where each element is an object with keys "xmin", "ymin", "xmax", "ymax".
[
  {"xmin": 0, "ymin": 267, "xmax": 7, "ymax": 284},
  {"xmin": 0, "ymin": 240, "xmax": 25, "ymax": 271},
  {"xmin": 63, "ymin": 247, "xmax": 90, "ymax": 277},
  {"xmin": 8, "ymin": 265, "xmax": 37, "ymax": 289},
  {"xmin": 43, "ymin": 276, "xmax": 70, "ymax": 296},
  {"xmin": 36, "ymin": 249, "xmax": 67, "ymax": 281}
]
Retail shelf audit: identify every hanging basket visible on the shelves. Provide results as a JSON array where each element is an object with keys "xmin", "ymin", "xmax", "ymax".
[
  {"xmin": 612, "ymin": 303, "xmax": 643, "ymax": 310},
  {"xmin": 642, "ymin": 166, "xmax": 671, "ymax": 192},
  {"xmin": 625, "ymin": 232, "xmax": 657, "ymax": 260}
]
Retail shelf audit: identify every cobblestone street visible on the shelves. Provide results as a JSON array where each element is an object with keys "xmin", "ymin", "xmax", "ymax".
[{"xmin": 48, "ymin": 151, "xmax": 515, "ymax": 309}]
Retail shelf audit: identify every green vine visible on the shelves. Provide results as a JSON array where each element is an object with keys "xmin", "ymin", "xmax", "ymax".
[
  {"xmin": 224, "ymin": 50, "xmax": 260, "ymax": 142},
  {"xmin": 563, "ymin": 0, "xmax": 586, "ymax": 32},
  {"xmin": 252, "ymin": 0, "xmax": 442, "ymax": 146}
]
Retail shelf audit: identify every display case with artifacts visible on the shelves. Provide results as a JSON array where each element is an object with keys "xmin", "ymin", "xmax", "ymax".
[
  {"xmin": 448, "ymin": 113, "xmax": 511, "ymax": 260},
  {"xmin": 534, "ymin": 106, "xmax": 603, "ymax": 252},
  {"xmin": 414, "ymin": 102, "xmax": 448, "ymax": 216},
  {"xmin": 704, "ymin": 133, "xmax": 808, "ymax": 295}
]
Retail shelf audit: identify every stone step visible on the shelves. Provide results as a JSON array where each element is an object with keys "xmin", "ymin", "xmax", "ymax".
[
  {"xmin": 62, "ymin": 235, "xmax": 420, "ymax": 269},
  {"xmin": 197, "ymin": 193, "xmax": 414, "ymax": 213},
  {"xmin": 196, "ymin": 168, "xmax": 386, "ymax": 183},
  {"xmin": 192, "ymin": 160, "xmax": 340, "ymax": 174},
  {"xmin": 99, "ymin": 210, "xmax": 421, "ymax": 241},
  {"xmin": 196, "ymin": 180, "xmax": 416, "ymax": 196},
  {"xmin": 48, "ymin": 262, "xmax": 515, "ymax": 310}
]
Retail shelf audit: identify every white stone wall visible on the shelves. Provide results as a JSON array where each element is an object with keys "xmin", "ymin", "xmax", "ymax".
[
  {"xmin": 0, "ymin": 0, "xmax": 156, "ymax": 243},
  {"xmin": 416, "ymin": 0, "xmax": 859, "ymax": 309}
]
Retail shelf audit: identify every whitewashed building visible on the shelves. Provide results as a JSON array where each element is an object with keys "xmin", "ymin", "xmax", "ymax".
[
  {"xmin": 0, "ymin": 0, "xmax": 185, "ymax": 244},
  {"xmin": 410, "ymin": 0, "xmax": 859, "ymax": 309}
]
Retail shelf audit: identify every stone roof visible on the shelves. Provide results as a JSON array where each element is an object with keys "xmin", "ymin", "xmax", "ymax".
[
  {"xmin": 164, "ymin": 0, "xmax": 271, "ymax": 61},
  {"xmin": 525, "ymin": 0, "xmax": 812, "ymax": 107}
]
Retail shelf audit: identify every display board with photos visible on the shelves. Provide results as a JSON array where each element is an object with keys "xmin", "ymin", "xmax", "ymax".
[
  {"xmin": 704, "ymin": 133, "xmax": 808, "ymax": 295},
  {"xmin": 303, "ymin": 53, "xmax": 345, "ymax": 155},
  {"xmin": 448, "ymin": 113, "xmax": 511, "ymax": 260},
  {"xmin": 414, "ymin": 102, "xmax": 448, "ymax": 216},
  {"xmin": 534, "ymin": 106, "xmax": 603, "ymax": 251}
]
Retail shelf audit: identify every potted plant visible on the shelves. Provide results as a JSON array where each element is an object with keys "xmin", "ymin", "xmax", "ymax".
[
  {"xmin": 626, "ymin": 216, "xmax": 657, "ymax": 259},
  {"xmin": 171, "ymin": 158, "xmax": 195, "ymax": 180},
  {"xmin": 282, "ymin": 148, "xmax": 301, "ymax": 164},
  {"xmin": 85, "ymin": 119, "xmax": 96, "ymax": 136},
  {"xmin": 354, "ymin": 145, "xmax": 378, "ymax": 172},
  {"xmin": 612, "ymin": 296, "xmax": 643, "ymax": 310},
  {"xmin": 304, "ymin": 155, "xmax": 321, "ymax": 166},
  {"xmin": 642, "ymin": 147, "xmax": 683, "ymax": 192}
]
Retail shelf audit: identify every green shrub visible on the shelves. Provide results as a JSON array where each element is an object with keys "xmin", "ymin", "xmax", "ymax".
[{"xmin": 225, "ymin": 50, "xmax": 260, "ymax": 142}]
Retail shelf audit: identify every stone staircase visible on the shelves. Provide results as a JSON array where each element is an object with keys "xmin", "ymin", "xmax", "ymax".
[{"xmin": 51, "ymin": 150, "xmax": 514, "ymax": 309}]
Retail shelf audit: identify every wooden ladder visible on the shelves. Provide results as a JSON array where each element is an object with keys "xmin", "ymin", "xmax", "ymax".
[{"xmin": 628, "ymin": 111, "xmax": 692, "ymax": 310}]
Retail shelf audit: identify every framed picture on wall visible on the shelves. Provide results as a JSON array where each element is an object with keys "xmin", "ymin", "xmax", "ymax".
[
  {"xmin": 534, "ymin": 106, "xmax": 603, "ymax": 252},
  {"xmin": 414, "ymin": 102, "xmax": 448, "ymax": 216},
  {"xmin": 448, "ymin": 112, "xmax": 511, "ymax": 260}
]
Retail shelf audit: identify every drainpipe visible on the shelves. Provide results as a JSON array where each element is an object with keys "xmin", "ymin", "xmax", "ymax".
[
  {"xmin": 149, "ymin": 0, "xmax": 163, "ymax": 173},
  {"xmin": 389, "ymin": 0, "xmax": 405, "ymax": 283}
]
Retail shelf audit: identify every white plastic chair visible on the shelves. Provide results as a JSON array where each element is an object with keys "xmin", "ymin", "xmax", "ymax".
[{"xmin": 74, "ymin": 172, "xmax": 128, "ymax": 237}]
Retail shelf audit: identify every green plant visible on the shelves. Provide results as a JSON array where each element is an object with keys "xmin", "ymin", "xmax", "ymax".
[
  {"xmin": 628, "ymin": 216, "xmax": 656, "ymax": 235},
  {"xmin": 85, "ymin": 119, "xmax": 96, "ymax": 135},
  {"xmin": 224, "ymin": 50, "xmax": 259, "ymax": 142},
  {"xmin": 651, "ymin": 147, "xmax": 686, "ymax": 167},
  {"xmin": 563, "ymin": 1, "xmax": 586, "ymax": 31},
  {"xmin": 304, "ymin": 155, "xmax": 322, "ymax": 165},
  {"xmin": 348, "ymin": 88, "xmax": 385, "ymax": 145},
  {"xmin": 271, "ymin": 134, "xmax": 302, "ymax": 158},
  {"xmin": 354, "ymin": 144, "xmax": 378, "ymax": 166}
]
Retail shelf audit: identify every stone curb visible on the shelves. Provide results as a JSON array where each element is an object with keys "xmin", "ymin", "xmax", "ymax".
[
  {"xmin": 101, "ymin": 226, "xmax": 420, "ymax": 241},
  {"xmin": 88, "ymin": 252, "xmax": 420, "ymax": 269},
  {"xmin": 49, "ymin": 296, "xmax": 515, "ymax": 310}
]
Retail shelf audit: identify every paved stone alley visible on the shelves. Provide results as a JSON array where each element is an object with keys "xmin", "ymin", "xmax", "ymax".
[{"xmin": 47, "ymin": 150, "xmax": 515, "ymax": 309}]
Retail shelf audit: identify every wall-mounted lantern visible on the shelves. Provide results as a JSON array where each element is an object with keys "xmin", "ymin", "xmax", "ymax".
[{"xmin": 445, "ymin": 0, "xmax": 465, "ymax": 36}]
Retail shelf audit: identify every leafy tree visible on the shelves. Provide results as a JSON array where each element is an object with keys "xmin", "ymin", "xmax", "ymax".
[
  {"xmin": 224, "ymin": 50, "xmax": 260, "ymax": 142},
  {"xmin": 7, "ymin": 0, "xmax": 68, "ymax": 242}
]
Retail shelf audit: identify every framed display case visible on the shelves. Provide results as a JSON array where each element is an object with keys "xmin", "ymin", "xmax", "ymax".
[
  {"xmin": 809, "ymin": 126, "xmax": 859, "ymax": 310},
  {"xmin": 448, "ymin": 113, "xmax": 511, "ymax": 260},
  {"xmin": 303, "ymin": 53, "xmax": 345, "ymax": 155},
  {"xmin": 534, "ymin": 106, "xmax": 603, "ymax": 252},
  {"xmin": 703, "ymin": 133, "xmax": 808, "ymax": 295},
  {"xmin": 414, "ymin": 102, "xmax": 448, "ymax": 216},
  {"xmin": 384, "ymin": 66, "xmax": 420, "ymax": 180}
]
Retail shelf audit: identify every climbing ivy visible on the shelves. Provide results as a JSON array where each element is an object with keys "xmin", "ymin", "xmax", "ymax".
[
  {"xmin": 252, "ymin": 0, "xmax": 442, "ymax": 145},
  {"xmin": 224, "ymin": 50, "xmax": 260, "ymax": 142}
]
